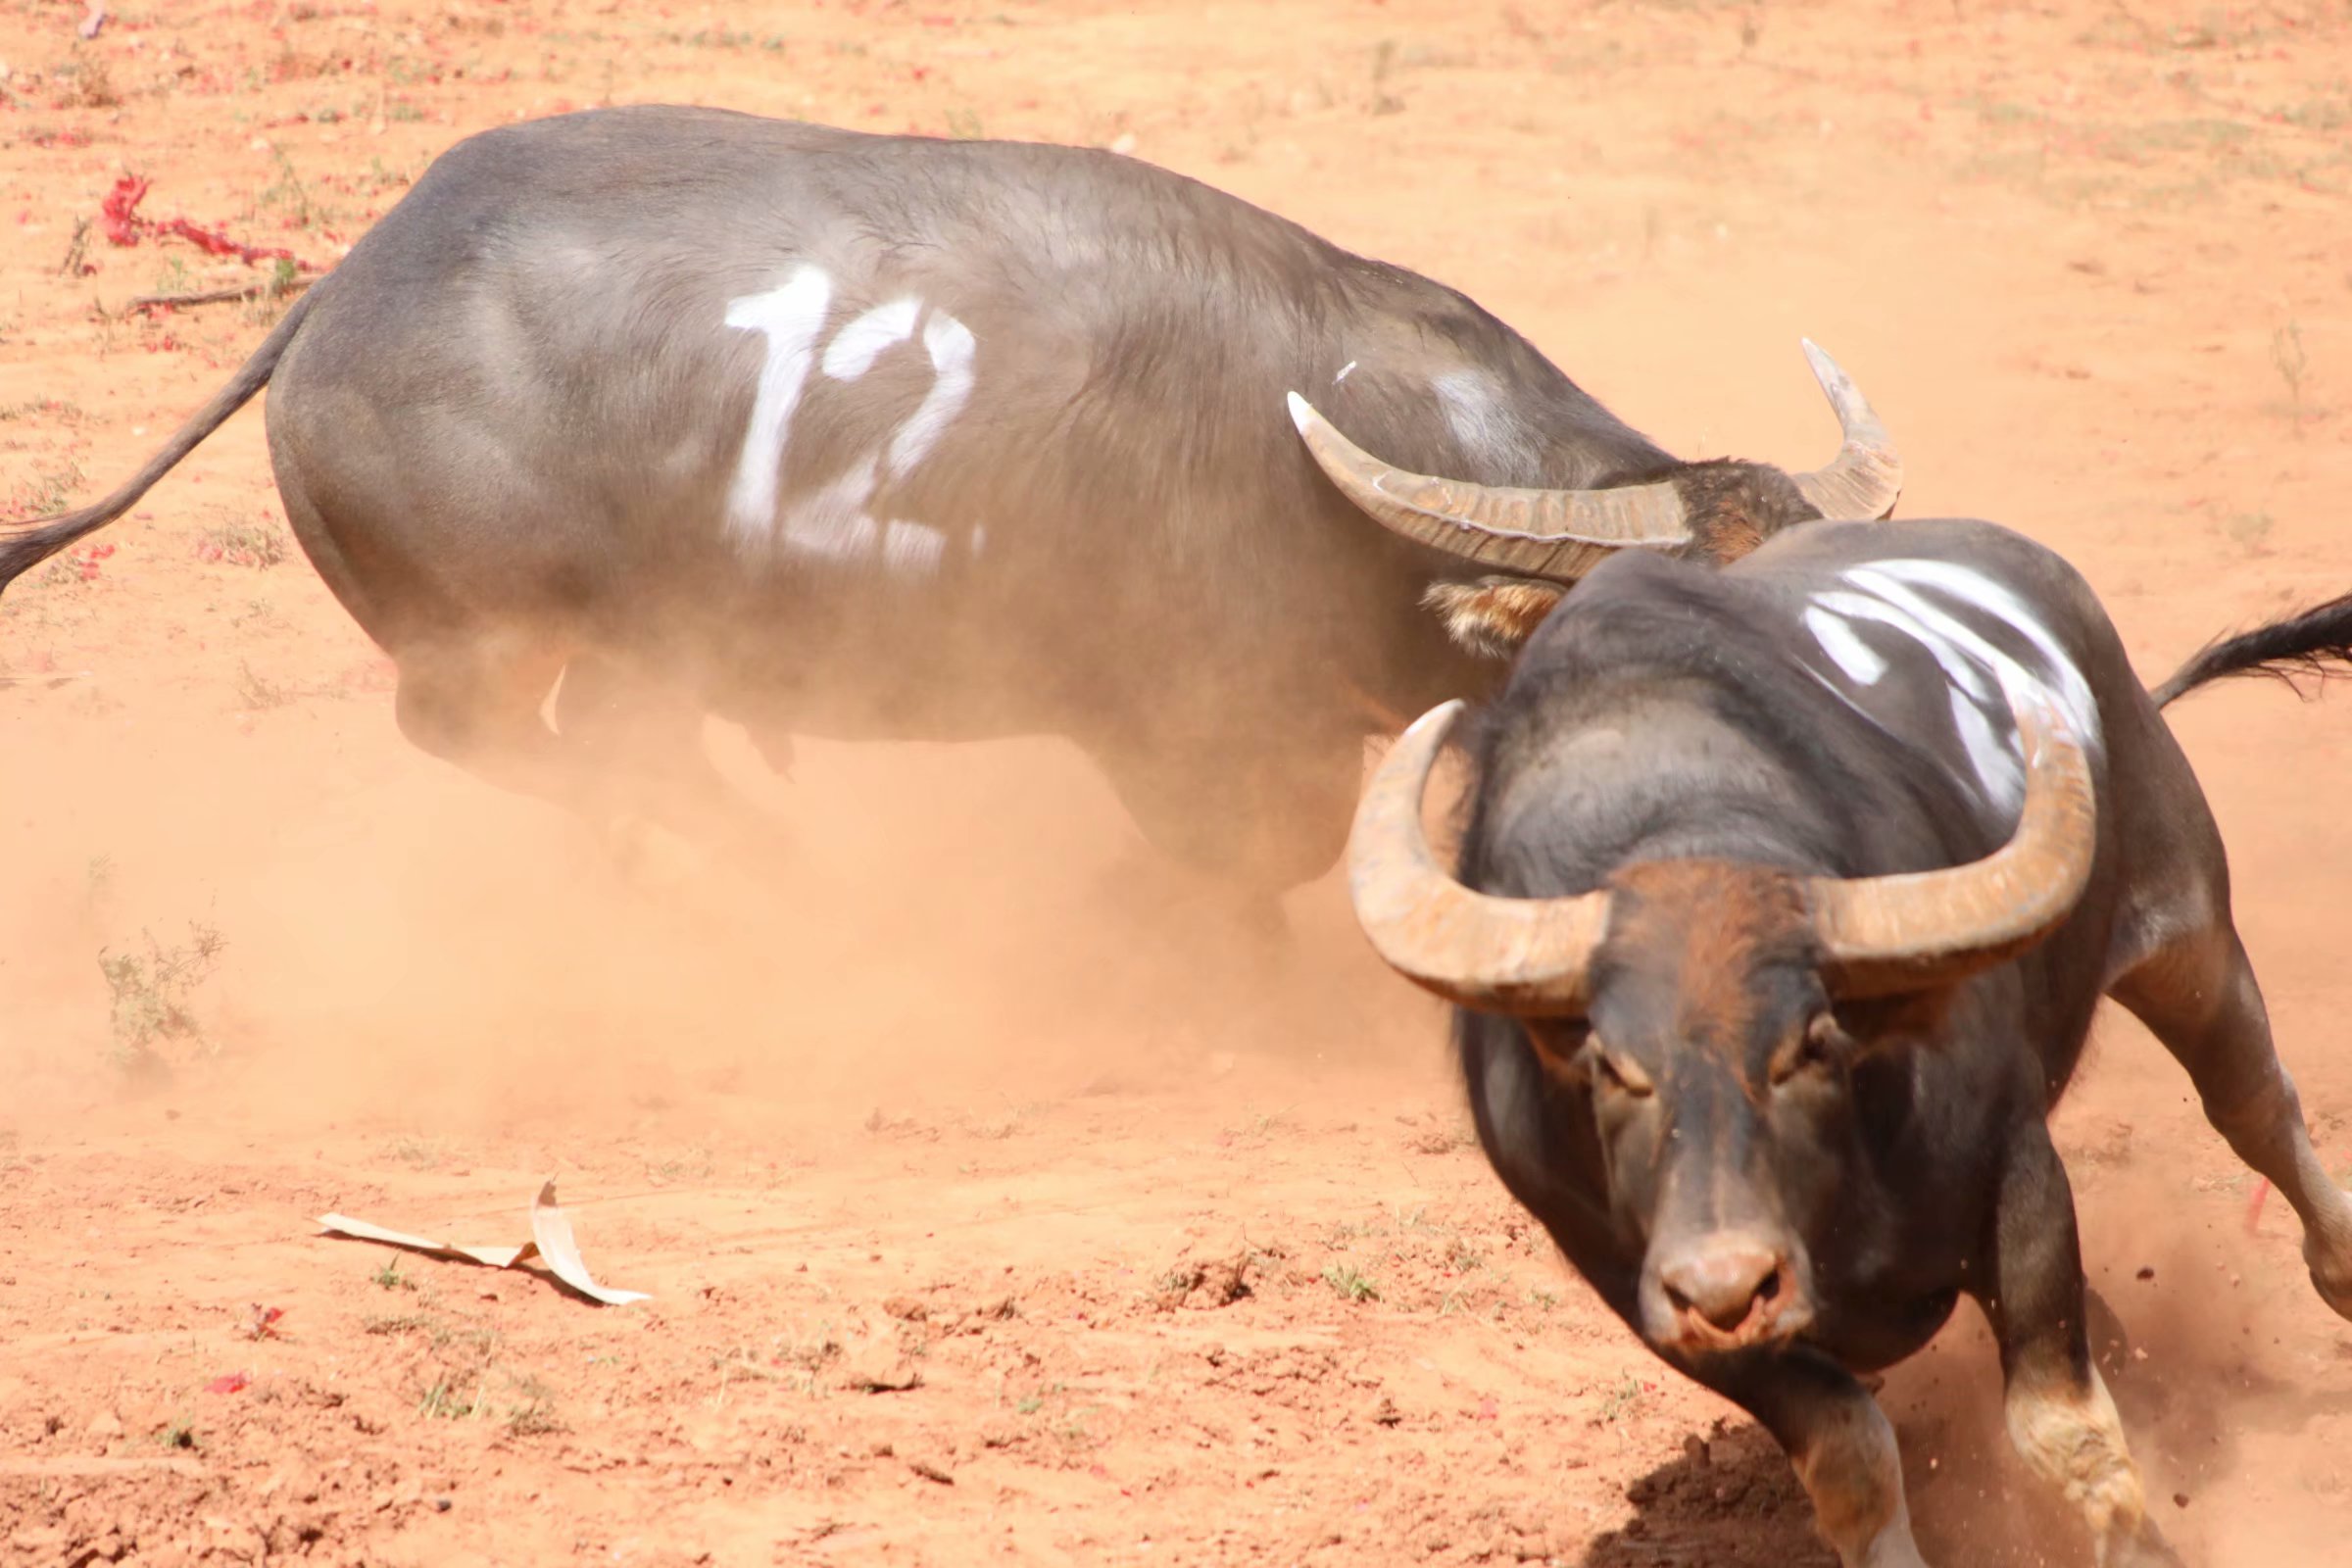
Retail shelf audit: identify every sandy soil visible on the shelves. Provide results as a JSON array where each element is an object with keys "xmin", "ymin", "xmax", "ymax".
[{"xmin": 3, "ymin": 1, "xmax": 2350, "ymax": 1564}]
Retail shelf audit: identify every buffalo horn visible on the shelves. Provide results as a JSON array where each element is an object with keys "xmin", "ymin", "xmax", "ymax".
[
  {"xmin": 1345, "ymin": 700, "xmax": 1610, "ymax": 1015},
  {"xmin": 1290, "ymin": 342, "xmax": 1903, "ymax": 584},
  {"xmin": 1807, "ymin": 679, "xmax": 2097, "ymax": 998},
  {"xmin": 1787, "ymin": 339, "xmax": 1904, "ymax": 523}
]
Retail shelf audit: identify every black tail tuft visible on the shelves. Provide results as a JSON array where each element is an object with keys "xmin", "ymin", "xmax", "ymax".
[{"xmin": 2153, "ymin": 589, "xmax": 2352, "ymax": 709}]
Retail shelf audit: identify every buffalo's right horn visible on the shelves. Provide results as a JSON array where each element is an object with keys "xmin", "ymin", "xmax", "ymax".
[
  {"xmin": 1808, "ymin": 678, "xmax": 2097, "ymax": 999},
  {"xmin": 1346, "ymin": 700, "xmax": 1610, "ymax": 1015}
]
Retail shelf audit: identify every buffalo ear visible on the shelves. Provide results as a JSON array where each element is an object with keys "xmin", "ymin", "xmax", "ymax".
[
  {"xmin": 1422, "ymin": 576, "xmax": 1568, "ymax": 659},
  {"xmin": 1521, "ymin": 1020, "xmax": 1595, "ymax": 1090},
  {"xmin": 1832, "ymin": 987, "xmax": 1959, "ymax": 1059}
]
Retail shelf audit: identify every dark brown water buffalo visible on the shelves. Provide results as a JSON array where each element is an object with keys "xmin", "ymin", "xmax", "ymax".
[
  {"xmin": 1348, "ymin": 516, "xmax": 2352, "ymax": 1566},
  {"xmin": 1, "ymin": 105, "xmax": 1897, "ymax": 918}
]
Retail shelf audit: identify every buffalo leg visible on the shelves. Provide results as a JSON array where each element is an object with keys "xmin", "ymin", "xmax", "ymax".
[
  {"xmin": 1688, "ymin": 1351, "xmax": 1928, "ymax": 1568},
  {"xmin": 549, "ymin": 654, "xmax": 795, "ymax": 879},
  {"xmin": 391, "ymin": 638, "xmax": 774, "ymax": 884},
  {"xmin": 1089, "ymin": 732, "xmax": 1360, "ymax": 936},
  {"xmin": 2110, "ymin": 926, "xmax": 2352, "ymax": 1319},
  {"xmin": 391, "ymin": 633, "xmax": 585, "ymax": 808},
  {"xmin": 1977, "ymin": 1124, "xmax": 2180, "ymax": 1567}
]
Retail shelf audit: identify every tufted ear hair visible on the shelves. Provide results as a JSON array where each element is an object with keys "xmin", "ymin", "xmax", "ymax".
[{"xmin": 1421, "ymin": 576, "xmax": 1568, "ymax": 659}]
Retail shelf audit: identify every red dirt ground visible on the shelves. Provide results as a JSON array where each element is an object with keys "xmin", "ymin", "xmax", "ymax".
[{"xmin": 2, "ymin": 2, "xmax": 2349, "ymax": 1564}]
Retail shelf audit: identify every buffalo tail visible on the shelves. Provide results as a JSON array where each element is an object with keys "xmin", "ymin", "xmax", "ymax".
[
  {"xmin": 2152, "ymin": 588, "xmax": 2352, "ymax": 710},
  {"xmin": 0, "ymin": 289, "xmax": 316, "ymax": 597}
]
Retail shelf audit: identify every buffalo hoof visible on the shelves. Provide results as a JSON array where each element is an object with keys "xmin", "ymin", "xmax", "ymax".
[
  {"xmin": 2101, "ymin": 1521, "xmax": 2186, "ymax": 1568},
  {"xmin": 1850, "ymin": 1540, "xmax": 1929, "ymax": 1568},
  {"xmin": 1084, "ymin": 850, "xmax": 1292, "ymax": 961},
  {"xmin": 596, "ymin": 813, "xmax": 786, "ymax": 928},
  {"xmin": 602, "ymin": 813, "xmax": 710, "ymax": 894},
  {"xmin": 2305, "ymin": 1230, "xmax": 2352, "ymax": 1322}
]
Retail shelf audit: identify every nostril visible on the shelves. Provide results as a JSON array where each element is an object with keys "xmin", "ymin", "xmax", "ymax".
[{"xmin": 1660, "ymin": 1245, "xmax": 1788, "ymax": 1335}]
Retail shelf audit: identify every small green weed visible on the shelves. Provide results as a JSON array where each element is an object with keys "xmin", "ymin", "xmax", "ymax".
[
  {"xmin": 98, "ymin": 919, "xmax": 226, "ymax": 1072},
  {"xmin": 1323, "ymin": 1264, "xmax": 1380, "ymax": 1302},
  {"xmin": 2224, "ymin": 512, "xmax": 2274, "ymax": 555},
  {"xmin": 259, "ymin": 147, "xmax": 319, "ymax": 229},
  {"xmin": 417, "ymin": 1379, "xmax": 475, "ymax": 1419},
  {"xmin": 198, "ymin": 517, "xmax": 289, "ymax": 569},
  {"xmin": 504, "ymin": 1375, "xmax": 564, "ymax": 1435},
  {"xmin": 56, "ymin": 53, "xmax": 122, "ymax": 110},
  {"xmin": 1597, "ymin": 1372, "xmax": 1648, "ymax": 1423},
  {"xmin": 1368, "ymin": 38, "xmax": 1404, "ymax": 115},
  {"xmin": 2271, "ymin": 321, "xmax": 2310, "ymax": 432},
  {"xmin": 14, "ymin": 460, "xmax": 86, "ymax": 515},
  {"xmin": 387, "ymin": 1136, "xmax": 447, "ymax": 1170},
  {"xmin": 233, "ymin": 661, "xmax": 299, "ymax": 710}
]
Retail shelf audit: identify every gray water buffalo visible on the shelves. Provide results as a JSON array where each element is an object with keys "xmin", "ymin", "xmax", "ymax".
[
  {"xmin": 1, "ymin": 105, "xmax": 1898, "ymax": 915},
  {"xmin": 1348, "ymin": 516, "xmax": 2352, "ymax": 1567}
]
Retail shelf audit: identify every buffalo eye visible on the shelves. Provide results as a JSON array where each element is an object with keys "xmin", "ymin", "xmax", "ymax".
[
  {"xmin": 1590, "ymin": 1041, "xmax": 1656, "ymax": 1100},
  {"xmin": 1770, "ymin": 1012, "xmax": 1846, "ymax": 1087}
]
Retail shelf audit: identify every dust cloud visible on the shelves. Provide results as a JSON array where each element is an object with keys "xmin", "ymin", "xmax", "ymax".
[{"xmin": 0, "ymin": 693, "xmax": 1434, "ymax": 1141}]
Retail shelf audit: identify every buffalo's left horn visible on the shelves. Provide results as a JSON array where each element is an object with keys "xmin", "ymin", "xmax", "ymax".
[
  {"xmin": 1289, "ymin": 343, "xmax": 1902, "ymax": 584},
  {"xmin": 1346, "ymin": 700, "xmax": 1610, "ymax": 1015},
  {"xmin": 1807, "ymin": 679, "xmax": 2096, "ymax": 999},
  {"xmin": 1788, "ymin": 339, "xmax": 1903, "ymax": 522},
  {"xmin": 1288, "ymin": 395, "xmax": 1694, "ymax": 582}
]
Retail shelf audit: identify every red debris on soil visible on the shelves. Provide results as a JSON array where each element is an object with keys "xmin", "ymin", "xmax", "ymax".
[
  {"xmin": 98, "ymin": 174, "xmax": 319, "ymax": 271},
  {"xmin": 205, "ymin": 1371, "xmax": 252, "ymax": 1395}
]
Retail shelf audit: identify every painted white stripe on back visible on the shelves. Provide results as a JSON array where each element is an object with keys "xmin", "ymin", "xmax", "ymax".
[
  {"xmin": 1841, "ymin": 565, "xmax": 2094, "ymax": 744},
  {"xmin": 1813, "ymin": 588, "xmax": 1993, "ymax": 700},
  {"xmin": 1866, "ymin": 559, "xmax": 2099, "ymax": 741},
  {"xmin": 1803, "ymin": 606, "xmax": 1889, "ymax": 685},
  {"xmin": 1949, "ymin": 682, "xmax": 2025, "ymax": 809}
]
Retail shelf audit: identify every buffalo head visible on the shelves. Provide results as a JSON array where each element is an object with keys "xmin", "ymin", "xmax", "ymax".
[
  {"xmin": 1345, "ymin": 683, "xmax": 2095, "ymax": 1356},
  {"xmin": 1291, "ymin": 342, "xmax": 1903, "ymax": 657}
]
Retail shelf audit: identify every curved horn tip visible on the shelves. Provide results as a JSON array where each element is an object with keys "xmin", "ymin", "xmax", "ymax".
[
  {"xmin": 2002, "ymin": 672, "xmax": 2077, "ymax": 759},
  {"xmin": 1402, "ymin": 697, "xmax": 1468, "ymax": 744},
  {"xmin": 1798, "ymin": 338, "xmax": 1856, "ymax": 398},
  {"xmin": 1285, "ymin": 390, "xmax": 1319, "ymax": 435}
]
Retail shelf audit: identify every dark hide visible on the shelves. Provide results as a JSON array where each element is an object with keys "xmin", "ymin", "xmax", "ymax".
[
  {"xmin": 1436, "ymin": 516, "xmax": 2352, "ymax": 1568},
  {"xmin": 3, "ymin": 106, "xmax": 1826, "ymax": 900}
]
